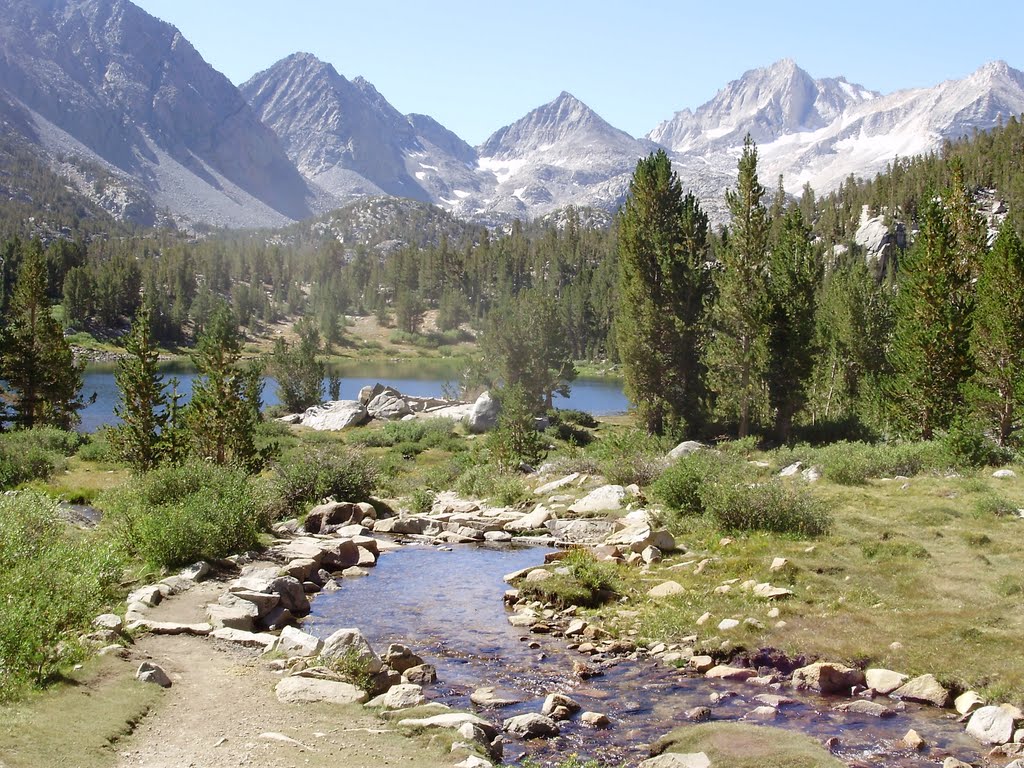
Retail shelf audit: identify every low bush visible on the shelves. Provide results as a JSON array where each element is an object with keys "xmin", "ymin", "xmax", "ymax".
[
  {"xmin": 588, "ymin": 428, "xmax": 669, "ymax": 487},
  {"xmin": 266, "ymin": 445, "xmax": 379, "ymax": 518},
  {"xmin": 652, "ymin": 450, "xmax": 735, "ymax": 515},
  {"xmin": 351, "ymin": 418, "xmax": 458, "ymax": 450},
  {"xmin": 75, "ymin": 432, "xmax": 116, "ymax": 463},
  {"xmin": 0, "ymin": 492, "xmax": 123, "ymax": 700},
  {"xmin": 706, "ymin": 480, "xmax": 832, "ymax": 536},
  {"xmin": 99, "ymin": 461, "xmax": 263, "ymax": 568},
  {"xmin": 407, "ymin": 488, "xmax": 435, "ymax": 515},
  {"xmin": 0, "ymin": 428, "xmax": 85, "ymax": 489},
  {"xmin": 973, "ymin": 493, "xmax": 1019, "ymax": 517},
  {"xmin": 547, "ymin": 408, "xmax": 598, "ymax": 429}
]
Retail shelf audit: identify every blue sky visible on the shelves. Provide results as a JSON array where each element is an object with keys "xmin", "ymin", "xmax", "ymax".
[{"xmin": 133, "ymin": 0, "xmax": 1024, "ymax": 146}]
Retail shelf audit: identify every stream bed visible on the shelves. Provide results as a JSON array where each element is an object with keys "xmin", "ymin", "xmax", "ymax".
[{"xmin": 304, "ymin": 543, "xmax": 987, "ymax": 767}]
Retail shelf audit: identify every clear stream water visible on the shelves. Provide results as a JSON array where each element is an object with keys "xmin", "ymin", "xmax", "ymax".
[
  {"xmin": 305, "ymin": 544, "xmax": 987, "ymax": 768},
  {"xmin": 78, "ymin": 361, "xmax": 629, "ymax": 433}
]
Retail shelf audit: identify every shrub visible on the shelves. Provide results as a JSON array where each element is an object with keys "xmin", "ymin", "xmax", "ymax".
[
  {"xmin": 781, "ymin": 441, "xmax": 957, "ymax": 485},
  {"xmin": 0, "ymin": 492, "xmax": 124, "ymax": 700},
  {"xmin": 408, "ymin": 488, "xmax": 435, "ymax": 515},
  {"xmin": 267, "ymin": 445, "xmax": 379, "ymax": 519},
  {"xmin": 548, "ymin": 408, "xmax": 598, "ymax": 429},
  {"xmin": 99, "ymin": 461, "xmax": 263, "ymax": 568},
  {"xmin": 352, "ymin": 418, "xmax": 458, "ymax": 449},
  {"xmin": 973, "ymin": 493, "xmax": 1019, "ymax": 517},
  {"xmin": 588, "ymin": 428, "xmax": 669, "ymax": 487},
  {"xmin": 652, "ymin": 451, "xmax": 733, "ymax": 515},
  {"xmin": 705, "ymin": 480, "xmax": 831, "ymax": 536},
  {"xmin": 487, "ymin": 385, "xmax": 547, "ymax": 470},
  {"xmin": 942, "ymin": 419, "xmax": 1013, "ymax": 468},
  {"xmin": 0, "ymin": 428, "xmax": 85, "ymax": 489}
]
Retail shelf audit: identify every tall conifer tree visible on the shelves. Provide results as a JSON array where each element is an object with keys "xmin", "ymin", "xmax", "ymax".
[
  {"xmin": 766, "ymin": 206, "xmax": 822, "ymax": 442},
  {"xmin": 969, "ymin": 220, "xmax": 1024, "ymax": 444},
  {"xmin": 111, "ymin": 303, "xmax": 169, "ymax": 473},
  {"xmin": 1, "ymin": 240, "xmax": 83, "ymax": 429},
  {"xmin": 887, "ymin": 197, "xmax": 973, "ymax": 438},
  {"xmin": 617, "ymin": 150, "xmax": 713, "ymax": 437},
  {"xmin": 707, "ymin": 135, "xmax": 771, "ymax": 437},
  {"xmin": 185, "ymin": 304, "xmax": 265, "ymax": 471}
]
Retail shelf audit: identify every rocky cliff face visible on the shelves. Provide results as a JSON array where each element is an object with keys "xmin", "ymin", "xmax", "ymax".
[
  {"xmin": 241, "ymin": 53, "xmax": 487, "ymax": 213},
  {"xmin": 0, "ymin": 0, "xmax": 318, "ymax": 228}
]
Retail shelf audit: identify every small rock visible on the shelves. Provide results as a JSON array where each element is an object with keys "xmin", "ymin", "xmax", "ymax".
[
  {"xmin": 648, "ymin": 580, "xmax": 685, "ymax": 598},
  {"xmin": 275, "ymin": 676, "xmax": 368, "ymax": 705},
  {"xmin": 792, "ymin": 662, "xmax": 866, "ymax": 695},
  {"xmin": 747, "ymin": 705, "xmax": 778, "ymax": 720},
  {"xmin": 955, "ymin": 690, "xmax": 987, "ymax": 716},
  {"xmin": 580, "ymin": 711, "xmax": 610, "ymax": 727},
  {"xmin": 92, "ymin": 614, "xmax": 124, "ymax": 633},
  {"xmin": 541, "ymin": 693, "xmax": 580, "ymax": 718},
  {"xmin": 769, "ymin": 557, "xmax": 789, "ymax": 572},
  {"xmin": 470, "ymin": 686, "xmax": 522, "ymax": 708},
  {"xmin": 993, "ymin": 469, "xmax": 1016, "ymax": 479},
  {"xmin": 367, "ymin": 683, "xmax": 426, "ymax": 710},
  {"xmin": 404, "ymin": 663, "xmax": 437, "ymax": 684},
  {"xmin": 688, "ymin": 655, "xmax": 715, "ymax": 673},
  {"xmin": 902, "ymin": 729, "xmax": 926, "ymax": 750},
  {"xmin": 136, "ymin": 662, "xmax": 171, "ymax": 688},
  {"xmin": 503, "ymin": 713, "xmax": 560, "ymax": 739},
  {"xmin": 717, "ymin": 618, "xmax": 740, "ymax": 631},
  {"xmin": 684, "ymin": 706, "xmax": 712, "ymax": 722}
]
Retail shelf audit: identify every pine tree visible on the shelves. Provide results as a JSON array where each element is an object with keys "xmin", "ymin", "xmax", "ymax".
[
  {"xmin": 110, "ymin": 304, "xmax": 169, "ymax": 473},
  {"xmin": 267, "ymin": 317, "xmax": 324, "ymax": 412},
  {"xmin": 766, "ymin": 206, "xmax": 822, "ymax": 442},
  {"xmin": 184, "ymin": 304, "xmax": 265, "ymax": 472},
  {"xmin": 0, "ymin": 240, "xmax": 84, "ymax": 429},
  {"xmin": 969, "ymin": 220, "xmax": 1024, "ymax": 444},
  {"xmin": 482, "ymin": 288, "xmax": 576, "ymax": 411},
  {"xmin": 616, "ymin": 150, "xmax": 713, "ymax": 437},
  {"xmin": 887, "ymin": 197, "xmax": 973, "ymax": 438},
  {"xmin": 707, "ymin": 135, "xmax": 771, "ymax": 437}
]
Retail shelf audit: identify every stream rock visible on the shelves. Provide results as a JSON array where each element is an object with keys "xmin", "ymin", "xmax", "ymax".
[
  {"xmin": 966, "ymin": 705, "xmax": 1018, "ymax": 745},
  {"xmin": 833, "ymin": 700, "xmax": 896, "ymax": 718},
  {"xmin": 792, "ymin": 662, "xmax": 865, "ymax": 694},
  {"xmin": 503, "ymin": 713, "xmax": 560, "ymax": 739},
  {"xmin": 865, "ymin": 668, "xmax": 908, "ymax": 695},
  {"xmin": 545, "ymin": 518, "xmax": 616, "ymax": 544},
  {"xmin": 404, "ymin": 664, "xmax": 437, "ymax": 684},
  {"xmin": 505, "ymin": 505, "xmax": 553, "ymax": 533},
  {"xmin": 367, "ymin": 683, "xmax": 426, "ymax": 710},
  {"xmin": 321, "ymin": 628, "xmax": 383, "ymax": 673},
  {"xmin": 275, "ymin": 676, "xmax": 368, "ymax": 705},
  {"xmin": 541, "ymin": 693, "xmax": 581, "ymax": 718},
  {"xmin": 471, "ymin": 687, "xmax": 522, "ymax": 707},
  {"xmin": 891, "ymin": 673, "xmax": 952, "ymax": 708},
  {"xmin": 955, "ymin": 690, "xmax": 987, "ymax": 715}
]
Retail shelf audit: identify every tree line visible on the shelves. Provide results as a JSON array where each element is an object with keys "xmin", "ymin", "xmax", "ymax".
[{"xmin": 617, "ymin": 138, "xmax": 1024, "ymax": 449}]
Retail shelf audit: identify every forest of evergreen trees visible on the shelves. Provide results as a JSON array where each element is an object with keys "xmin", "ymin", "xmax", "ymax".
[{"xmin": 1, "ymin": 115, "xmax": 1024, "ymax": 446}]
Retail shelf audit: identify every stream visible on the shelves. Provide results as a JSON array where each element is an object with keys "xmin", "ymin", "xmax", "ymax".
[{"xmin": 304, "ymin": 543, "xmax": 987, "ymax": 767}]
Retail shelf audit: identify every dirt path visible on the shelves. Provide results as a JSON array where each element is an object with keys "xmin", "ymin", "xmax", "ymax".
[{"xmin": 113, "ymin": 578, "xmax": 448, "ymax": 768}]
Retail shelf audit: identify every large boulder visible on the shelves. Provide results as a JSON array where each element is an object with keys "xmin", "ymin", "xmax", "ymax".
[
  {"xmin": 466, "ymin": 391, "xmax": 500, "ymax": 434},
  {"xmin": 321, "ymin": 628, "xmax": 382, "ymax": 673},
  {"xmin": 504, "ymin": 505, "xmax": 554, "ymax": 533},
  {"xmin": 667, "ymin": 441, "xmax": 706, "ymax": 460},
  {"xmin": 304, "ymin": 502, "xmax": 363, "ymax": 534},
  {"xmin": 268, "ymin": 576, "xmax": 310, "ymax": 615},
  {"xmin": 270, "ymin": 626, "xmax": 323, "ymax": 657},
  {"xmin": 275, "ymin": 676, "xmax": 368, "ymax": 705},
  {"xmin": 367, "ymin": 683, "xmax": 427, "ymax": 710},
  {"xmin": 891, "ymin": 674, "xmax": 952, "ymax": 708},
  {"xmin": 367, "ymin": 390, "xmax": 413, "ymax": 421},
  {"xmin": 792, "ymin": 662, "xmax": 865, "ymax": 694},
  {"xmin": 865, "ymin": 668, "xmax": 908, "ymax": 695},
  {"xmin": 605, "ymin": 523, "xmax": 677, "ymax": 553},
  {"xmin": 300, "ymin": 400, "xmax": 368, "ymax": 431},
  {"xmin": 546, "ymin": 518, "xmax": 616, "ymax": 545},
  {"xmin": 569, "ymin": 485, "xmax": 626, "ymax": 514},
  {"xmin": 966, "ymin": 705, "xmax": 1017, "ymax": 745}
]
